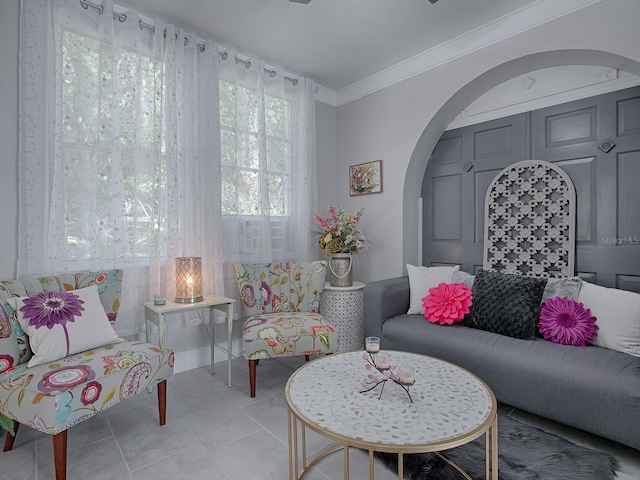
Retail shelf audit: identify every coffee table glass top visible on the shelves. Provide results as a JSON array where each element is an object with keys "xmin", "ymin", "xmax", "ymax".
[{"xmin": 286, "ymin": 351, "xmax": 495, "ymax": 448}]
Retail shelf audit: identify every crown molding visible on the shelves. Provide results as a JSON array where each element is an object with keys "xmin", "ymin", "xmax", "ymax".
[{"xmin": 322, "ymin": 0, "xmax": 606, "ymax": 108}]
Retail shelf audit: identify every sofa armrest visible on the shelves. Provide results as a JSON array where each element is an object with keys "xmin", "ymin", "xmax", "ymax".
[{"xmin": 363, "ymin": 276, "xmax": 410, "ymax": 337}]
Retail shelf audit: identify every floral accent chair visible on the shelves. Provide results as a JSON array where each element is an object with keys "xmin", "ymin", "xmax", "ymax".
[
  {"xmin": 233, "ymin": 261, "xmax": 338, "ymax": 397},
  {"xmin": 0, "ymin": 270, "xmax": 174, "ymax": 480}
]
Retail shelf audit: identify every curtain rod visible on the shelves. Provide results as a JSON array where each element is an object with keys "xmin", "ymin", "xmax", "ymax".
[{"xmin": 79, "ymin": 0, "xmax": 303, "ymax": 86}]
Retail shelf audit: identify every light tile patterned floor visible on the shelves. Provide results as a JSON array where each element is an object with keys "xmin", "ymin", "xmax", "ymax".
[{"xmin": 2, "ymin": 355, "xmax": 639, "ymax": 480}]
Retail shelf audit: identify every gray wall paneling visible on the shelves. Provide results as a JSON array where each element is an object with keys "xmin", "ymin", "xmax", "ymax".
[{"xmin": 422, "ymin": 86, "xmax": 640, "ymax": 292}]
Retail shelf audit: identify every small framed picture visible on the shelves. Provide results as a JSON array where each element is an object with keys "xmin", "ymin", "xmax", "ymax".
[{"xmin": 349, "ymin": 160, "xmax": 382, "ymax": 196}]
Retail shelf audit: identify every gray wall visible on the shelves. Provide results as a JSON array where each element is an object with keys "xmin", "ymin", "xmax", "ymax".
[{"xmin": 0, "ymin": 0, "xmax": 19, "ymax": 279}]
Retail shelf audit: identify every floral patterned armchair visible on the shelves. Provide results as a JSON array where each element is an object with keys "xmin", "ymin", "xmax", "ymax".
[
  {"xmin": 0, "ymin": 270, "xmax": 174, "ymax": 480},
  {"xmin": 233, "ymin": 261, "xmax": 338, "ymax": 397}
]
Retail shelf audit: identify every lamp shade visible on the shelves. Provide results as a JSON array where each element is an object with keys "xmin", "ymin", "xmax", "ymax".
[{"xmin": 175, "ymin": 256, "xmax": 203, "ymax": 303}]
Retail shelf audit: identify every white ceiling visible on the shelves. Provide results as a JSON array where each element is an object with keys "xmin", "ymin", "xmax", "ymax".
[{"xmin": 115, "ymin": 0, "xmax": 538, "ymax": 92}]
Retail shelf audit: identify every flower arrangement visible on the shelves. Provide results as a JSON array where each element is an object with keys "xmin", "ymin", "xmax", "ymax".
[{"xmin": 314, "ymin": 205, "xmax": 366, "ymax": 255}]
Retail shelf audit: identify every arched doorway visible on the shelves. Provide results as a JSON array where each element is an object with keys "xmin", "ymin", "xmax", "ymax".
[{"xmin": 403, "ymin": 49, "xmax": 640, "ymax": 268}]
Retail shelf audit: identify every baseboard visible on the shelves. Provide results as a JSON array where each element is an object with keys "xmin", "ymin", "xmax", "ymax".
[{"xmin": 173, "ymin": 338, "xmax": 243, "ymax": 374}]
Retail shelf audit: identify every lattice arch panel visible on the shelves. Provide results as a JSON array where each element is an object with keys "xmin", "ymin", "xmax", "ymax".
[{"xmin": 483, "ymin": 160, "xmax": 576, "ymax": 278}]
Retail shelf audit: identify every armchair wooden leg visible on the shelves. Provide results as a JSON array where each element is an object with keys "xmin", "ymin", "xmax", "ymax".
[
  {"xmin": 248, "ymin": 359, "xmax": 257, "ymax": 397},
  {"xmin": 157, "ymin": 380, "xmax": 167, "ymax": 426},
  {"xmin": 52, "ymin": 430, "xmax": 67, "ymax": 480},
  {"xmin": 3, "ymin": 421, "xmax": 19, "ymax": 452}
]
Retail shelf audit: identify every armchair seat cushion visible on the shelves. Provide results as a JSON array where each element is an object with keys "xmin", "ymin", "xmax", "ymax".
[
  {"xmin": 0, "ymin": 340, "xmax": 174, "ymax": 435},
  {"xmin": 243, "ymin": 312, "xmax": 338, "ymax": 360}
]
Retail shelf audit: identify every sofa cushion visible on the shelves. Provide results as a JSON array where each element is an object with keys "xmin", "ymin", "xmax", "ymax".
[
  {"xmin": 541, "ymin": 276, "xmax": 582, "ymax": 303},
  {"xmin": 406, "ymin": 264, "xmax": 460, "ymax": 315},
  {"xmin": 0, "ymin": 340, "xmax": 174, "ymax": 435},
  {"xmin": 538, "ymin": 296, "xmax": 598, "ymax": 346},
  {"xmin": 464, "ymin": 270, "xmax": 547, "ymax": 339},
  {"xmin": 577, "ymin": 281, "xmax": 640, "ymax": 357},
  {"xmin": 8, "ymin": 285, "xmax": 123, "ymax": 368},
  {"xmin": 422, "ymin": 282, "xmax": 472, "ymax": 325},
  {"xmin": 242, "ymin": 311, "xmax": 338, "ymax": 359}
]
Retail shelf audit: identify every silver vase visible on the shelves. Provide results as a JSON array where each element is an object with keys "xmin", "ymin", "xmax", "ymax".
[{"xmin": 329, "ymin": 253, "xmax": 353, "ymax": 287}]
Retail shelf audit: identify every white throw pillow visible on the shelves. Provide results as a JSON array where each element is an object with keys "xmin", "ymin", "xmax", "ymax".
[
  {"xmin": 406, "ymin": 264, "xmax": 460, "ymax": 315},
  {"xmin": 8, "ymin": 285, "xmax": 123, "ymax": 368},
  {"xmin": 577, "ymin": 281, "xmax": 640, "ymax": 357}
]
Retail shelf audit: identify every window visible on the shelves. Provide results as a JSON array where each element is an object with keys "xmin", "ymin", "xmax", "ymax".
[
  {"xmin": 219, "ymin": 80, "xmax": 291, "ymax": 217},
  {"xmin": 61, "ymin": 30, "xmax": 165, "ymax": 261},
  {"xmin": 219, "ymin": 78, "xmax": 294, "ymax": 259}
]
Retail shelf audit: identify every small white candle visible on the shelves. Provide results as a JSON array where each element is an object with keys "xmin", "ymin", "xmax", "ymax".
[
  {"xmin": 398, "ymin": 366, "xmax": 415, "ymax": 384},
  {"xmin": 366, "ymin": 342, "xmax": 380, "ymax": 353},
  {"xmin": 375, "ymin": 353, "xmax": 390, "ymax": 370},
  {"xmin": 399, "ymin": 372, "xmax": 414, "ymax": 384},
  {"xmin": 365, "ymin": 336, "xmax": 380, "ymax": 353}
]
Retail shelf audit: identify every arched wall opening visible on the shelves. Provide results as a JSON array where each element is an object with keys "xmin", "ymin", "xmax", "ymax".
[{"xmin": 402, "ymin": 49, "xmax": 640, "ymax": 268}]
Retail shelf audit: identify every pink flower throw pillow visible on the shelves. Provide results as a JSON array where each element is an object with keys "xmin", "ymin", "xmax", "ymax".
[
  {"xmin": 538, "ymin": 296, "xmax": 598, "ymax": 346},
  {"xmin": 422, "ymin": 282, "xmax": 472, "ymax": 325}
]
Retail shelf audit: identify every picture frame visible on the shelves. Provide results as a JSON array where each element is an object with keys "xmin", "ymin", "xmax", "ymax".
[{"xmin": 349, "ymin": 160, "xmax": 382, "ymax": 196}]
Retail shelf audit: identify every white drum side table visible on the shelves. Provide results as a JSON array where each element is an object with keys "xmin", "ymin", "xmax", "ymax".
[{"xmin": 320, "ymin": 281, "xmax": 365, "ymax": 353}]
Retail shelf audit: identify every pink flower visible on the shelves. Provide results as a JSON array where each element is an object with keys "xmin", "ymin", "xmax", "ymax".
[
  {"xmin": 422, "ymin": 282, "xmax": 472, "ymax": 325},
  {"xmin": 538, "ymin": 297, "xmax": 598, "ymax": 346}
]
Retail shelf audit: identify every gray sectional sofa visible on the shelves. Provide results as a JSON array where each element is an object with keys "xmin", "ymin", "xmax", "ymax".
[{"xmin": 363, "ymin": 275, "xmax": 640, "ymax": 451}]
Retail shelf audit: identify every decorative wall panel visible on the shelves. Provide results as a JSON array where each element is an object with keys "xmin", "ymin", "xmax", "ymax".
[
  {"xmin": 474, "ymin": 125, "xmax": 513, "ymax": 159},
  {"xmin": 545, "ymin": 107, "xmax": 596, "ymax": 147},
  {"xmin": 432, "ymin": 135, "xmax": 462, "ymax": 165},
  {"xmin": 617, "ymin": 150, "xmax": 640, "ymax": 239},
  {"xmin": 617, "ymin": 95, "xmax": 640, "ymax": 136},
  {"xmin": 483, "ymin": 160, "xmax": 576, "ymax": 277},
  {"xmin": 432, "ymin": 175, "xmax": 461, "ymax": 241}
]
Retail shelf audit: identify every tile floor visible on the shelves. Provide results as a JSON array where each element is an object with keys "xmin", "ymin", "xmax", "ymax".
[{"xmin": 3, "ymin": 355, "xmax": 640, "ymax": 480}]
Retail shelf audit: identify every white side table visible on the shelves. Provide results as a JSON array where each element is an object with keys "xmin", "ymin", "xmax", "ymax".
[
  {"xmin": 320, "ymin": 282, "xmax": 365, "ymax": 353},
  {"xmin": 143, "ymin": 294, "xmax": 235, "ymax": 387}
]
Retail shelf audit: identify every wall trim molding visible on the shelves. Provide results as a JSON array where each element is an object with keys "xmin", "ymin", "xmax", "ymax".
[{"xmin": 447, "ymin": 72, "xmax": 640, "ymax": 130}]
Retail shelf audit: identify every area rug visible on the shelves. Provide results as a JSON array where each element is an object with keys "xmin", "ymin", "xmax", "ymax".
[{"xmin": 375, "ymin": 415, "xmax": 618, "ymax": 480}]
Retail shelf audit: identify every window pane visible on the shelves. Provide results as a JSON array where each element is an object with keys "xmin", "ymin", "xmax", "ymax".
[
  {"xmin": 267, "ymin": 137, "xmax": 289, "ymax": 172},
  {"xmin": 221, "ymin": 129, "xmax": 236, "ymax": 166},
  {"xmin": 222, "ymin": 166, "xmax": 238, "ymax": 215},
  {"xmin": 265, "ymin": 95, "xmax": 288, "ymax": 139},
  {"xmin": 238, "ymin": 170, "xmax": 259, "ymax": 215},
  {"xmin": 236, "ymin": 86, "xmax": 259, "ymax": 132},
  {"xmin": 62, "ymin": 29, "xmax": 163, "ymax": 259},
  {"xmin": 267, "ymin": 173, "xmax": 288, "ymax": 216},
  {"xmin": 219, "ymin": 81, "xmax": 236, "ymax": 128},
  {"xmin": 238, "ymin": 132, "xmax": 259, "ymax": 169},
  {"xmin": 218, "ymin": 79, "xmax": 292, "ymax": 220}
]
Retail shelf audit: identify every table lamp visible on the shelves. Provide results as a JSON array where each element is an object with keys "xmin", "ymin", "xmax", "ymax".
[{"xmin": 175, "ymin": 256, "xmax": 203, "ymax": 303}]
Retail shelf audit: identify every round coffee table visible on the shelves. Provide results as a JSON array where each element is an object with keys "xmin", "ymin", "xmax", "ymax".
[{"xmin": 285, "ymin": 350, "xmax": 497, "ymax": 480}]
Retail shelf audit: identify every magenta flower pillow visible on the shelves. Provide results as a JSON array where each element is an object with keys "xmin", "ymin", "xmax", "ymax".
[
  {"xmin": 422, "ymin": 282, "xmax": 472, "ymax": 325},
  {"xmin": 538, "ymin": 296, "xmax": 598, "ymax": 346},
  {"xmin": 7, "ymin": 285, "xmax": 123, "ymax": 367}
]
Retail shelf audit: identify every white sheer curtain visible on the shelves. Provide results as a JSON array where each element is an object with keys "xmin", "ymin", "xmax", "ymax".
[
  {"xmin": 218, "ymin": 52, "xmax": 317, "ymax": 301},
  {"xmin": 19, "ymin": 0, "xmax": 223, "ymax": 336}
]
